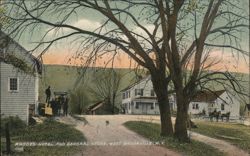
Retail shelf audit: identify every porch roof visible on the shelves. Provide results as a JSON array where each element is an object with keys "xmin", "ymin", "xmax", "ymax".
[{"xmin": 134, "ymin": 96, "xmax": 157, "ymax": 100}]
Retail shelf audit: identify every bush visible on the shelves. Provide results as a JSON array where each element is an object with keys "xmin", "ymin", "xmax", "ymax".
[
  {"xmin": 1, "ymin": 116, "xmax": 26, "ymax": 136},
  {"xmin": 17, "ymin": 119, "xmax": 86, "ymax": 142},
  {"xmin": 69, "ymin": 88, "xmax": 91, "ymax": 114}
]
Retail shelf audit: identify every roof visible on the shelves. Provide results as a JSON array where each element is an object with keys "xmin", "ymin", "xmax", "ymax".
[
  {"xmin": 192, "ymin": 90, "xmax": 225, "ymax": 102},
  {"xmin": 54, "ymin": 91, "xmax": 68, "ymax": 96},
  {"xmin": 87, "ymin": 101, "xmax": 104, "ymax": 111},
  {"xmin": 134, "ymin": 96, "xmax": 157, "ymax": 100},
  {"xmin": 0, "ymin": 30, "xmax": 42, "ymax": 74},
  {"xmin": 121, "ymin": 75, "xmax": 151, "ymax": 92}
]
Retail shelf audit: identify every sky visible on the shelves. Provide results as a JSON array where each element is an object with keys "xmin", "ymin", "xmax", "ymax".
[{"xmin": 6, "ymin": 0, "xmax": 250, "ymax": 73}]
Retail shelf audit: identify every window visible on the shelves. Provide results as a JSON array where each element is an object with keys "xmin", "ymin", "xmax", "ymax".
[
  {"xmin": 125, "ymin": 91, "xmax": 130, "ymax": 98},
  {"xmin": 135, "ymin": 89, "xmax": 143, "ymax": 96},
  {"xmin": 0, "ymin": 47, "xmax": 6, "ymax": 55},
  {"xmin": 151, "ymin": 103, "xmax": 154, "ymax": 109},
  {"xmin": 192, "ymin": 104, "xmax": 195, "ymax": 109},
  {"xmin": 122, "ymin": 93, "xmax": 126, "ymax": 99},
  {"xmin": 221, "ymin": 104, "xmax": 225, "ymax": 111},
  {"xmin": 150, "ymin": 90, "xmax": 155, "ymax": 96},
  {"xmin": 135, "ymin": 103, "xmax": 139, "ymax": 109},
  {"xmin": 8, "ymin": 78, "xmax": 19, "ymax": 92},
  {"xmin": 196, "ymin": 104, "xmax": 199, "ymax": 109},
  {"xmin": 192, "ymin": 103, "xmax": 199, "ymax": 110}
]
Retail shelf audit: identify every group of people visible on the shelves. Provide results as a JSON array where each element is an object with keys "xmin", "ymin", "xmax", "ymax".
[{"xmin": 45, "ymin": 86, "xmax": 69, "ymax": 116}]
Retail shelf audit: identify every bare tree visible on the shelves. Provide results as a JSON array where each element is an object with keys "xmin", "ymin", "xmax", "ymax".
[
  {"xmin": 2, "ymin": 0, "xmax": 248, "ymax": 142},
  {"xmin": 70, "ymin": 87, "xmax": 91, "ymax": 114},
  {"xmin": 90, "ymin": 69, "xmax": 122, "ymax": 114}
]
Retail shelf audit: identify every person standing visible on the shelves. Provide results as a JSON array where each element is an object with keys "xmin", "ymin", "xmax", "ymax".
[
  {"xmin": 63, "ymin": 97, "xmax": 69, "ymax": 116},
  {"xmin": 45, "ymin": 86, "xmax": 51, "ymax": 103}
]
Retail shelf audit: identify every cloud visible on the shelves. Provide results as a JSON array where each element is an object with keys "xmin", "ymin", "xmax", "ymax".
[
  {"xmin": 72, "ymin": 19, "xmax": 102, "ymax": 31},
  {"xmin": 133, "ymin": 24, "xmax": 162, "ymax": 38},
  {"xmin": 46, "ymin": 18, "xmax": 102, "ymax": 37}
]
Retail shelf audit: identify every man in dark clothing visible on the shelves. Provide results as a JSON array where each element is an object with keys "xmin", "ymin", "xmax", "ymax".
[
  {"xmin": 58, "ymin": 95, "xmax": 64, "ymax": 116},
  {"xmin": 45, "ymin": 86, "xmax": 51, "ymax": 103},
  {"xmin": 50, "ymin": 98, "xmax": 57, "ymax": 116},
  {"xmin": 63, "ymin": 97, "xmax": 69, "ymax": 116}
]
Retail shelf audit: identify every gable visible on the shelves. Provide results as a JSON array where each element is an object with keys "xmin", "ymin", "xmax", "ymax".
[
  {"xmin": 121, "ymin": 75, "xmax": 151, "ymax": 92},
  {"xmin": 0, "ymin": 30, "xmax": 42, "ymax": 74},
  {"xmin": 192, "ymin": 90, "xmax": 225, "ymax": 102}
]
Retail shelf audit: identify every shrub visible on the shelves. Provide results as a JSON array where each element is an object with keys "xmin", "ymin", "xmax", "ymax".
[
  {"xmin": 17, "ymin": 119, "xmax": 85, "ymax": 142},
  {"xmin": 1, "ymin": 116, "xmax": 26, "ymax": 136},
  {"xmin": 69, "ymin": 88, "xmax": 91, "ymax": 114}
]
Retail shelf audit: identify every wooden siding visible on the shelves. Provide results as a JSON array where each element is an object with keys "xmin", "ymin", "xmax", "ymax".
[
  {"xmin": 1, "ymin": 40, "xmax": 39, "ymax": 124},
  {"xmin": 0, "ymin": 62, "xmax": 37, "ymax": 123}
]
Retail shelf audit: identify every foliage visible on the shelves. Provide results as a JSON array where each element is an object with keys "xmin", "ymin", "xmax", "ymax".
[
  {"xmin": 124, "ymin": 121, "xmax": 225, "ymax": 156},
  {"xmin": 0, "ymin": 116, "xmax": 26, "ymax": 137},
  {"xmin": 89, "ymin": 69, "xmax": 123, "ymax": 114},
  {"xmin": 0, "ymin": 6, "xmax": 10, "ymax": 29},
  {"xmin": 2, "ymin": 54, "xmax": 34, "ymax": 74},
  {"xmin": 1, "ymin": 118, "xmax": 86, "ymax": 155},
  {"xmin": 5, "ymin": 0, "xmax": 248, "ymax": 141},
  {"xmin": 16, "ymin": 119, "xmax": 85, "ymax": 142},
  {"xmin": 192, "ymin": 121, "xmax": 250, "ymax": 153},
  {"xmin": 21, "ymin": 146, "xmax": 82, "ymax": 156},
  {"xmin": 69, "ymin": 87, "xmax": 91, "ymax": 114}
]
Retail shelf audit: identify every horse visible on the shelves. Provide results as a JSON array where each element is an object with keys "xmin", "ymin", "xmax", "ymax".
[
  {"xmin": 221, "ymin": 112, "xmax": 230, "ymax": 122},
  {"xmin": 209, "ymin": 110, "xmax": 221, "ymax": 122}
]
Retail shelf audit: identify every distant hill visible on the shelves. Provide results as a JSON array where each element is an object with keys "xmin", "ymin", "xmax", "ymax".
[
  {"xmin": 39, "ymin": 64, "xmax": 143, "ymax": 103},
  {"xmin": 39, "ymin": 65, "xmax": 249, "ymax": 110}
]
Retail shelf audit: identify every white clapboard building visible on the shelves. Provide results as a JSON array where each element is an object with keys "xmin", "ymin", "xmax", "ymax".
[
  {"xmin": 0, "ymin": 31, "xmax": 42, "ymax": 124},
  {"xmin": 121, "ymin": 76, "xmax": 175, "ymax": 115},
  {"xmin": 188, "ymin": 90, "xmax": 240, "ymax": 119},
  {"xmin": 121, "ymin": 76, "xmax": 240, "ymax": 119}
]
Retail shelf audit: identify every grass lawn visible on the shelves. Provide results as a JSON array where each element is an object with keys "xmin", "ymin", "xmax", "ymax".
[
  {"xmin": 124, "ymin": 121, "xmax": 225, "ymax": 156},
  {"xmin": 1, "ymin": 118, "xmax": 86, "ymax": 156},
  {"xmin": 192, "ymin": 121, "xmax": 250, "ymax": 153}
]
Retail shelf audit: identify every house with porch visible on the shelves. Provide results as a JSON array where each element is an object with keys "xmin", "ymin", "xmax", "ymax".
[
  {"xmin": 0, "ymin": 31, "xmax": 42, "ymax": 124},
  {"xmin": 121, "ymin": 75, "xmax": 240, "ymax": 119},
  {"xmin": 189, "ymin": 90, "xmax": 240, "ymax": 119},
  {"xmin": 121, "ymin": 76, "xmax": 176, "ymax": 115}
]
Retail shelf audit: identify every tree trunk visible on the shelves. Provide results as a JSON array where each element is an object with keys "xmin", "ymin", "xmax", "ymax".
[
  {"xmin": 174, "ymin": 91, "xmax": 189, "ymax": 142},
  {"xmin": 112, "ymin": 93, "xmax": 116, "ymax": 114},
  {"xmin": 151, "ymin": 73, "xmax": 173, "ymax": 136},
  {"xmin": 158, "ymin": 95, "xmax": 173, "ymax": 136},
  {"xmin": 5, "ymin": 122, "xmax": 11, "ymax": 154}
]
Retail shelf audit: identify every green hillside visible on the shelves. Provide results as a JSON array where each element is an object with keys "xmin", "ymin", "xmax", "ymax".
[
  {"xmin": 39, "ymin": 65, "xmax": 142, "ymax": 105},
  {"xmin": 39, "ymin": 65, "xmax": 249, "ymax": 113}
]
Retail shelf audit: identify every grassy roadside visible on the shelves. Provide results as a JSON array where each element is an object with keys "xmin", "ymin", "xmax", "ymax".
[
  {"xmin": 124, "ymin": 121, "xmax": 225, "ymax": 156},
  {"xmin": 192, "ymin": 121, "xmax": 250, "ymax": 153},
  {"xmin": 1, "ymin": 117, "xmax": 86, "ymax": 156},
  {"xmin": 71, "ymin": 114, "xmax": 88, "ymax": 124}
]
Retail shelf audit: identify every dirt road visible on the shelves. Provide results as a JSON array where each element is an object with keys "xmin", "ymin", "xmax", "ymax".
[
  {"xmin": 59, "ymin": 115, "xmax": 249, "ymax": 156},
  {"xmin": 59, "ymin": 115, "xmax": 180, "ymax": 156}
]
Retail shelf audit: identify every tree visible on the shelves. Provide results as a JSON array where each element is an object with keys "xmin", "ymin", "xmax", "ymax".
[
  {"xmin": 90, "ymin": 69, "xmax": 122, "ymax": 114},
  {"xmin": 0, "ymin": 5, "xmax": 9, "ymax": 30},
  {"xmin": 69, "ymin": 87, "xmax": 91, "ymax": 114},
  {"xmin": 3, "ymin": 0, "xmax": 248, "ymax": 142}
]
